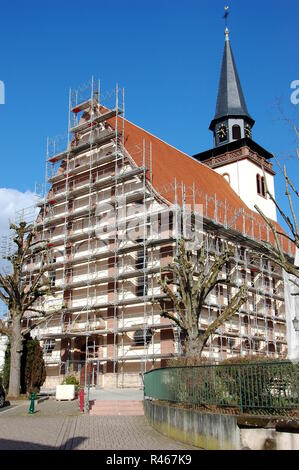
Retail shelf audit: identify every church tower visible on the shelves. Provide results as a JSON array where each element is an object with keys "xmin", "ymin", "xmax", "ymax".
[
  {"xmin": 209, "ymin": 28, "xmax": 255, "ymax": 147},
  {"xmin": 194, "ymin": 26, "xmax": 277, "ymax": 222}
]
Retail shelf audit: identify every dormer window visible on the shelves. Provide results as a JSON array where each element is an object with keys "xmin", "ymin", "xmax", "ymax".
[{"xmin": 232, "ymin": 125, "xmax": 241, "ymax": 140}]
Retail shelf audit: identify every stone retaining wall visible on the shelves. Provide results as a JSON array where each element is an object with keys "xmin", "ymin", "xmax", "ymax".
[
  {"xmin": 144, "ymin": 400, "xmax": 299, "ymax": 450},
  {"xmin": 144, "ymin": 399, "xmax": 240, "ymax": 450}
]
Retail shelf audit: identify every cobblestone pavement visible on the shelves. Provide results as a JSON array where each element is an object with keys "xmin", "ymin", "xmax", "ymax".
[{"xmin": 0, "ymin": 399, "xmax": 195, "ymax": 450}]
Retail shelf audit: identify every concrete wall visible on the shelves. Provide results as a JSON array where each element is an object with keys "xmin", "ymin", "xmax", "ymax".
[
  {"xmin": 144, "ymin": 400, "xmax": 240, "ymax": 450},
  {"xmin": 240, "ymin": 428, "xmax": 299, "ymax": 450},
  {"xmin": 144, "ymin": 400, "xmax": 299, "ymax": 450}
]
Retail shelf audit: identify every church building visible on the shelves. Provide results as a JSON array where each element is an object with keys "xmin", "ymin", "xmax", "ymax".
[{"xmin": 25, "ymin": 26, "xmax": 291, "ymax": 390}]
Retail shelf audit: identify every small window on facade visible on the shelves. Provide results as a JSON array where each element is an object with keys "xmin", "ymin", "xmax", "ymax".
[
  {"xmin": 160, "ymin": 246, "xmax": 172, "ymax": 258},
  {"xmin": 215, "ymin": 237, "xmax": 222, "ymax": 253},
  {"xmin": 232, "ymin": 125, "xmax": 241, "ymax": 140},
  {"xmin": 49, "ymin": 269, "xmax": 56, "ymax": 287},
  {"xmin": 250, "ymin": 270, "xmax": 255, "ymax": 288},
  {"xmin": 44, "ymin": 339, "xmax": 56, "ymax": 354},
  {"xmin": 222, "ymin": 173, "xmax": 230, "ymax": 184},
  {"xmin": 257, "ymin": 174, "xmax": 266, "ymax": 197},
  {"xmin": 256, "ymin": 174, "xmax": 261, "ymax": 195},
  {"xmin": 135, "ymin": 243, "xmax": 148, "ymax": 297},
  {"xmin": 133, "ymin": 329, "xmax": 152, "ymax": 346},
  {"xmin": 136, "ymin": 280, "xmax": 148, "ymax": 297},
  {"xmin": 261, "ymin": 177, "xmax": 266, "ymax": 197}
]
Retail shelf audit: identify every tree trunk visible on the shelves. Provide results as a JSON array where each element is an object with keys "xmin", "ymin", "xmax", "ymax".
[
  {"xmin": 8, "ymin": 313, "xmax": 23, "ymax": 398},
  {"xmin": 185, "ymin": 329, "xmax": 211, "ymax": 358},
  {"xmin": 185, "ymin": 327, "xmax": 203, "ymax": 357}
]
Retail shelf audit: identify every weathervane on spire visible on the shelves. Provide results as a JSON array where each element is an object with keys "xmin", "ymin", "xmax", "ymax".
[
  {"xmin": 223, "ymin": 6, "xmax": 230, "ymax": 26},
  {"xmin": 223, "ymin": 5, "xmax": 230, "ymax": 40}
]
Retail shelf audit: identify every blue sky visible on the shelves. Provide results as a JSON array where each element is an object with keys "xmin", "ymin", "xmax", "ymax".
[{"xmin": 0, "ymin": 0, "xmax": 298, "ymax": 233}]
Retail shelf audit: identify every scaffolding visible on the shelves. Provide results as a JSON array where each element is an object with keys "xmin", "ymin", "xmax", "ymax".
[
  {"xmin": 19, "ymin": 78, "xmax": 289, "ymax": 389},
  {"xmin": 0, "ymin": 233, "xmax": 13, "ymax": 275}
]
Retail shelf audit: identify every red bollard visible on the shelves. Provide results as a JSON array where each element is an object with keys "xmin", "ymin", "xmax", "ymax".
[{"xmin": 79, "ymin": 389, "xmax": 84, "ymax": 412}]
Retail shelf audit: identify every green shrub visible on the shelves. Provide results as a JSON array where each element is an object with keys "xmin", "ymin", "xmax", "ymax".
[
  {"xmin": 166, "ymin": 356, "xmax": 214, "ymax": 368},
  {"xmin": 217, "ymin": 356, "xmax": 297, "ymax": 412},
  {"xmin": 219, "ymin": 354, "xmax": 284, "ymax": 366},
  {"xmin": 22, "ymin": 337, "xmax": 46, "ymax": 395},
  {"xmin": 165, "ymin": 355, "xmax": 298, "ymax": 413},
  {"xmin": 62, "ymin": 374, "xmax": 80, "ymax": 392},
  {"xmin": 1, "ymin": 337, "xmax": 46, "ymax": 395}
]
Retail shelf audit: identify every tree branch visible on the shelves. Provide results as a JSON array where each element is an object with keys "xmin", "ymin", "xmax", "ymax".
[
  {"xmin": 160, "ymin": 310, "xmax": 185, "ymax": 331},
  {"xmin": 198, "ymin": 285, "xmax": 247, "ymax": 352},
  {"xmin": 21, "ymin": 312, "xmax": 54, "ymax": 336},
  {"xmin": 0, "ymin": 289, "xmax": 9, "ymax": 305}
]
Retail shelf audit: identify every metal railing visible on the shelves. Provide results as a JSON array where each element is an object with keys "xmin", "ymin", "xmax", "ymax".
[{"xmin": 143, "ymin": 361, "xmax": 299, "ymax": 415}]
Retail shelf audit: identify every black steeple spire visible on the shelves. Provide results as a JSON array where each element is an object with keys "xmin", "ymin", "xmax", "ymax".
[{"xmin": 209, "ymin": 27, "xmax": 255, "ymax": 148}]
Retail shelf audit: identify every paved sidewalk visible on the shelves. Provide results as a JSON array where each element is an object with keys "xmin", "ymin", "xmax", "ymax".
[{"xmin": 0, "ymin": 399, "xmax": 195, "ymax": 450}]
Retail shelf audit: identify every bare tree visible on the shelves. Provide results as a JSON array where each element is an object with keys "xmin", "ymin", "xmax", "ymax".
[
  {"xmin": 274, "ymin": 98, "xmax": 299, "ymax": 162},
  {"xmin": 157, "ymin": 239, "xmax": 247, "ymax": 357},
  {"xmin": 0, "ymin": 221, "xmax": 53, "ymax": 397},
  {"xmin": 254, "ymin": 124, "xmax": 298, "ymax": 292}
]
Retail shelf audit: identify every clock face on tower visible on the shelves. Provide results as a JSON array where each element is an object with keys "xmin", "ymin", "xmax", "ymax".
[
  {"xmin": 217, "ymin": 124, "xmax": 228, "ymax": 142},
  {"xmin": 245, "ymin": 124, "xmax": 252, "ymax": 139}
]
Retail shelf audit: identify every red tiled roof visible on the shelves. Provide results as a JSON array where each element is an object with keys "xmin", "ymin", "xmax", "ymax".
[
  {"xmin": 122, "ymin": 118, "xmax": 248, "ymax": 208},
  {"xmin": 106, "ymin": 112, "xmax": 293, "ymax": 255}
]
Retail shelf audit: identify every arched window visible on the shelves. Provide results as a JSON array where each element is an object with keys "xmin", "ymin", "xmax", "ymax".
[
  {"xmin": 232, "ymin": 125, "xmax": 241, "ymax": 140},
  {"xmin": 222, "ymin": 173, "xmax": 230, "ymax": 184},
  {"xmin": 256, "ymin": 174, "xmax": 261, "ymax": 195},
  {"xmin": 257, "ymin": 174, "xmax": 267, "ymax": 197},
  {"xmin": 261, "ymin": 177, "xmax": 266, "ymax": 197}
]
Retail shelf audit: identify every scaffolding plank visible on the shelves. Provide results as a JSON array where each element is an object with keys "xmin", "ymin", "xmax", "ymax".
[
  {"xmin": 48, "ymin": 130, "xmax": 117, "ymax": 163},
  {"xmin": 48, "ymin": 150, "xmax": 122, "ymax": 184},
  {"xmin": 71, "ymin": 99, "xmax": 92, "ymax": 114},
  {"xmin": 70, "ymin": 109, "xmax": 122, "ymax": 134},
  {"xmin": 39, "ymin": 166, "xmax": 146, "ymax": 210}
]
